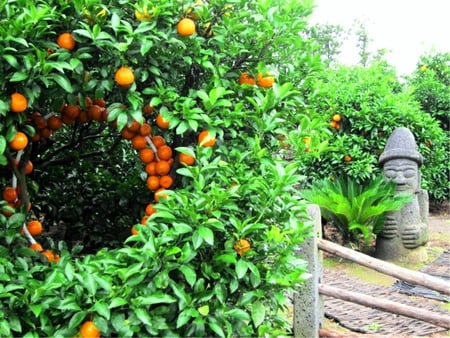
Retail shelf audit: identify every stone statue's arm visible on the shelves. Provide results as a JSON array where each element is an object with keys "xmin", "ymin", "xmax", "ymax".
[
  {"xmin": 418, "ymin": 189, "xmax": 429, "ymax": 224},
  {"xmin": 379, "ymin": 212, "xmax": 398, "ymax": 239},
  {"xmin": 401, "ymin": 223, "xmax": 428, "ymax": 248}
]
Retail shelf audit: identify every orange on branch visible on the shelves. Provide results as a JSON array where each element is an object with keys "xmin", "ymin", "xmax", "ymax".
[
  {"xmin": 139, "ymin": 148, "xmax": 155, "ymax": 163},
  {"xmin": 146, "ymin": 175, "xmax": 160, "ymax": 191},
  {"xmin": 157, "ymin": 145, "xmax": 173, "ymax": 161},
  {"xmin": 10, "ymin": 93, "xmax": 28, "ymax": 113},
  {"xmin": 9, "ymin": 131, "xmax": 29, "ymax": 151},
  {"xmin": 3, "ymin": 187, "xmax": 18, "ymax": 203},
  {"xmin": 234, "ymin": 238, "xmax": 251, "ymax": 256},
  {"xmin": 177, "ymin": 18, "xmax": 196, "ymax": 37},
  {"xmin": 155, "ymin": 160, "xmax": 171, "ymax": 176},
  {"xmin": 159, "ymin": 175, "xmax": 173, "ymax": 188},
  {"xmin": 156, "ymin": 114, "xmax": 170, "ymax": 129},
  {"xmin": 131, "ymin": 135, "xmax": 147, "ymax": 150},
  {"xmin": 80, "ymin": 320, "xmax": 101, "ymax": 338},
  {"xmin": 179, "ymin": 152, "xmax": 195, "ymax": 165},
  {"xmin": 198, "ymin": 130, "xmax": 216, "ymax": 147},
  {"xmin": 27, "ymin": 220, "xmax": 43, "ymax": 236},
  {"xmin": 115, "ymin": 66, "xmax": 135, "ymax": 87},
  {"xmin": 57, "ymin": 32, "xmax": 76, "ymax": 50}
]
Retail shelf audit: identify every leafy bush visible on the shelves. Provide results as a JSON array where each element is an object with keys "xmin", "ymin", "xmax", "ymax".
[
  {"xmin": 0, "ymin": 0, "xmax": 319, "ymax": 336},
  {"xmin": 303, "ymin": 61, "xmax": 449, "ymax": 201},
  {"xmin": 301, "ymin": 175, "xmax": 412, "ymax": 247},
  {"xmin": 407, "ymin": 52, "xmax": 450, "ymax": 130}
]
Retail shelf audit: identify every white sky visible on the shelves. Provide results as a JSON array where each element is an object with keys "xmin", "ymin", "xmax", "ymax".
[{"xmin": 309, "ymin": 0, "xmax": 450, "ymax": 75}]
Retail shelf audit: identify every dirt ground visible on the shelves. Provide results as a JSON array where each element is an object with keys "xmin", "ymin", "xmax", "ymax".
[{"xmin": 321, "ymin": 207, "xmax": 450, "ymax": 338}]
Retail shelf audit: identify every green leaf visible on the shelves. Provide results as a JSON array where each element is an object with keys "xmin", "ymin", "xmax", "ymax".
[
  {"xmin": 235, "ymin": 259, "xmax": 248, "ymax": 279},
  {"xmin": 92, "ymin": 300, "xmax": 110, "ymax": 320},
  {"xmin": 179, "ymin": 265, "xmax": 196, "ymax": 287},
  {"xmin": 198, "ymin": 304, "xmax": 209, "ymax": 316},
  {"xmin": 134, "ymin": 308, "xmax": 152, "ymax": 326},
  {"xmin": 0, "ymin": 136, "xmax": 6, "ymax": 155},
  {"xmin": 9, "ymin": 71, "xmax": 28, "ymax": 82},
  {"xmin": 251, "ymin": 300, "xmax": 265, "ymax": 328},
  {"xmin": 49, "ymin": 74, "xmax": 73, "ymax": 93},
  {"xmin": 198, "ymin": 226, "xmax": 214, "ymax": 245},
  {"xmin": 68, "ymin": 311, "xmax": 88, "ymax": 329},
  {"xmin": 214, "ymin": 254, "xmax": 237, "ymax": 264},
  {"xmin": 109, "ymin": 297, "xmax": 128, "ymax": 309}
]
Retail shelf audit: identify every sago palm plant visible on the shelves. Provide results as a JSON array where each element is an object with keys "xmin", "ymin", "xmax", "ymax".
[{"xmin": 301, "ymin": 175, "xmax": 412, "ymax": 247}]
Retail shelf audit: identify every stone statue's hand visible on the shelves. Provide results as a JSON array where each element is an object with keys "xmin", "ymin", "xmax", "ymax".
[
  {"xmin": 401, "ymin": 225, "xmax": 421, "ymax": 248},
  {"xmin": 380, "ymin": 216, "xmax": 397, "ymax": 238}
]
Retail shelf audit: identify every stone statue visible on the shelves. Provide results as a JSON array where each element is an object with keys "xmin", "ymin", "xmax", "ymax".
[{"xmin": 376, "ymin": 127, "xmax": 429, "ymax": 262}]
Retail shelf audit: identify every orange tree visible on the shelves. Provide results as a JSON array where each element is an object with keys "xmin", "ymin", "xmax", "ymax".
[
  {"xmin": 302, "ymin": 61, "xmax": 449, "ymax": 202},
  {"xmin": 0, "ymin": 0, "xmax": 327, "ymax": 336}
]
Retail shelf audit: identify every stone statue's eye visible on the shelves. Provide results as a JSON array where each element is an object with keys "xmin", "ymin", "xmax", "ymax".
[
  {"xmin": 385, "ymin": 170, "xmax": 396, "ymax": 178},
  {"xmin": 403, "ymin": 169, "xmax": 416, "ymax": 178}
]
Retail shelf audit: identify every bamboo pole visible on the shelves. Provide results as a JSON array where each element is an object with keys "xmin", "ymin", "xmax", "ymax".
[
  {"xmin": 319, "ymin": 284, "xmax": 450, "ymax": 329},
  {"xmin": 318, "ymin": 238, "xmax": 450, "ymax": 295}
]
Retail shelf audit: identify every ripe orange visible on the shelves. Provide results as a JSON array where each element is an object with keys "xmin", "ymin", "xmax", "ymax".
[
  {"xmin": 27, "ymin": 220, "xmax": 43, "ymax": 236},
  {"xmin": 155, "ymin": 160, "xmax": 170, "ymax": 175},
  {"xmin": 29, "ymin": 243, "xmax": 43, "ymax": 252},
  {"xmin": 115, "ymin": 66, "xmax": 135, "ymax": 87},
  {"xmin": 179, "ymin": 152, "xmax": 195, "ymax": 165},
  {"xmin": 332, "ymin": 114, "xmax": 342, "ymax": 122},
  {"xmin": 139, "ymin": 148, "xmax": 155, "ymax": 163},
  {"xmin": 151, "ymin": 135, "xmax": 165, "ymax": 148},
  {"xmin": 32, "ymin": 115, "xmax": 47, "ymax": 129},
  {"xmin": 93, "ymin": 98, "xmax": 106, "ymax": 107},
  {"xmin": 146, "ymin": 175, "xmax": 160, "ymax": 191},
  {"xmin": 80, "ymin": 320, "xmax": 100, "ymax": 338},
  {"xmin": 177, "ymin": 18, "xmax": 196, "ymax": 37},
  {"xmin": 234, "ymin": 238, "xmax": 251, "ymax": 256},
  {"xmin": 139, "ymin": 123, "xmax": 152, "ymax": 136},
  {"xmin": 3, "ymin": 187, "xmax": 18, "ymax": 203},
  {"xmin": 142, "ymin": 104, "xmax": 154, "ymax": 114},
  {"xmin": 131, "ymin": 135, "xmax": 147, "ymax": 150},
  {"xmin": 156, "ymin": 114, "xmax": 170, "ymax": 129},
  {"xmin": 40, "ymin": 127, "xmax": 52, "ymax": 139},
  {"xmin": 47, "ymin": 115, "xmax": 63, "ymax": 130},
  {"xmin": 329, "ymin": 121, "xmax": 339, "ymax": 129},
  {"xmin": 63, "ymin": 104, "xmax": 81, "ymax": 120},
  {"xmin": 141, "ymin": 215, "xmax": 149, "ymax": 225},
  {"xmin": 131, "ymin": 226, "xmax": 139, "ymax": 236},
  {"xmin": 87, "ymin": 105, "xmax": 105, "ymax": 121},
  {"xmin": 127, "ymin": 119, "xmax": 141, "ymax": 132},
  {"xmin": 198, "ymin": 130, "xmax": 216, "ymax": 147},
  {"xmin": 24, "ymin": 160, "xmax": 34, "ymax": 175},
  {"xmin": 159, "ymin": 175, "xmax": 173, "ymax": 189},
  {"xmin": 145, "ymin": 162, "xmax": 157, "ymax": 175},
  {"xmin": 256, "ymin": 72, "xmax": 275, "ymax": 88},
  {"xmin": 157, "ymin": 145, "xmax": 173, "ymax": 161},
  {"xmin": 121, "ymin": 128, "xmax": 136, "ymax": 140},
  {"xmin": 154, "ymin": 188, "xmax": 168, "ymax": 202},
  {"xmin": 344, "ymin": 155, "xmax": 352, "ymax": 162},
  {"xmin": 9, "ymin": 131, "xmax": 29, "ymax": 151},
  {"xmin": 57, "ymin": 32, "xmax": 76, "ymax": 50},
  {"xmin": 145, "ymin": 203, "xmax": 156, "ymax": 216},
  {"xmin": 10, "ymin": 93, "xmax": 28, "ymax": 113},
  {"xmin": 239, "ymin": 72, "xmax": 256, "ymax": 86}
]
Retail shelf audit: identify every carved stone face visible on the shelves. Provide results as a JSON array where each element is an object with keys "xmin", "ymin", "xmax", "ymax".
[{"xmin": 383, "ymin": 159, "xmax": 419, "ymax": 193}]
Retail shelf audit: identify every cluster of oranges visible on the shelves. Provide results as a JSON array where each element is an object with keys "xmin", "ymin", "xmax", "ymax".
[
  {"xmin": 239, "ymin": 72, "xmax": 275, "ymax": 88},
  {"xmin": 329, "ymin": 113, "xmax": 342, "ymax": 130}
]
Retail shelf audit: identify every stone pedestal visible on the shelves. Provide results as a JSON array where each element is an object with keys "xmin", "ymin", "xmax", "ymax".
[{"xmin": 293, "ymin": 204, "xmax": 323, "ymax": 338}]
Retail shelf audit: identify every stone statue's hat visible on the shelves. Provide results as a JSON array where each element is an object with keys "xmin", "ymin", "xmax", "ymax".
[{"xmin": 379, "ymin": 127, "xmax": 423, "ymax": 166}]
